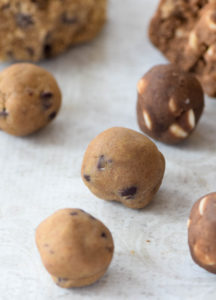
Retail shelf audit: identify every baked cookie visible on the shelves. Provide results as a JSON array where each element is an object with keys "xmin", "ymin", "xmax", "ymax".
[
  {"xmin": 0, "ymin": 63, "xmax": 61, "ymax": 136},
  {"xmin": 36, "ymin": 208, "xmax": 114, "ymax": 288},
  {"xmin": 149, "ymin": 0, "xmax": 216, "ymax": 97},
  {"xmin": 188, "ymin": 193, "xmax": 216, "ymax": 273},
  {"xmin": 137, "ymin": 64, "xmax": 204, "ymax": 144},
  {"xmin": 0, "ymin": 0, "xmax": 107, "ymax": 61},
  {"xmin": 81, "ymin": 127, "xmax": 165, "ymax": 209}
]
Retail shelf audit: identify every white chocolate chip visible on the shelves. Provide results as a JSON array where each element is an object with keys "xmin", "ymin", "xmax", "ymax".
[
  {"xmin": 193, "ymin": 244, "xmax": 215, "ymax": 265},
  {"xmin": 137, "ymin": 79, "xmax": 147, "ymax": 94},
  {"xmin": 175, "ymin": 28, "xmax": 186, "ymax": 38},
  {"xmin": 207, "ymin": 14, "xmax": 216, "ymax": 30},
  {"xmin": 161, "ymin": 0, "xmax": 175, "ymax": 19},
  {"xmin": 185, "ymin": 99, "xmax": 190, "ymax": 105},
  {"xmin": 199, "ymin": 197, "xmax": 208, "ymax": 216},
  {"xmin": 206, "ymin": 46, "xmax": 214, "ymax": 58},
  {"xmin": 169, "ymin": 98, "xmax": 177, "ymax": 113},
  {"xmin": 187, "ymin": 219, "xmax": 191, "ymax": 229},
  {"xmin": 189, "ymin": 32, "xmax": 199, "ymax": 50},
  {"xmin": 143, "ymin": 110, "xmax": 152, "ymax": 130},
  {"xmin": 187, "ymin": 109, "xmax": 196, "ymax": 129},
  {"xmin": 169, "ymin": 124, "xmax": 188, "ymax": 138}
]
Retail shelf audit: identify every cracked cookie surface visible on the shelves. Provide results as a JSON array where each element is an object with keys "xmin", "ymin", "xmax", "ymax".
[
  {"xmin": 149, "ymin": 0, "xmax": 216, "ymax": 97},
  {"xmin": 0, "ymin": 63, "xmax": 61, "ymax": 136},
  {"xmin": 0, "ymin": 0, "xmax": 107, "ymax": 61}
]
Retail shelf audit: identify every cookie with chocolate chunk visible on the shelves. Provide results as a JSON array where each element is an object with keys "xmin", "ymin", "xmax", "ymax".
[
  {"xmin": 81, "ymin": 127, "xmax": 165, "ymax": 209},
  {"xmin": 0, "ymin": 0, "xmax": 107, "ymax": 61},
  {"xmin": 137, "ymin": 64, "xmax": 204, "ymax": 144},
  {"xmin": 0, "ymin": 63, "xmax": 61, "ymax": 136},
  {"xmin": 36, "ymin": 208, "xmax": 114, "ymax": 288},
  {"xmin": 149, "ymin": 0, "xmax": 216, "ymax": 97}
]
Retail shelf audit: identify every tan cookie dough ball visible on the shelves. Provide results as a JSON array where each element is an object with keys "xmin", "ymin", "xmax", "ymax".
[
  {"xmin": 0, "ymin": 63, "xmax": 61, "ymax": 136},
  {"xmin": 36, "ymin": 209, "xmax": 114, "ymax": 288},
  {"xmin": 137, "ymin": 64, "xmax": 204, "ymax": 144},
  {"xmin": 81, "ymin": 127, "xmax": 165, "ymax": 209},
  {"xmin": 188, "ymin": 193, "xmax": 216, "ymax": 273}
]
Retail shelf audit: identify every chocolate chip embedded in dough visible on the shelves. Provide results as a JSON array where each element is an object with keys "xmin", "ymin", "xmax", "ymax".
[
  {"xmin": 16, "ymin": 14, "xmax": 34, "ymax": 28},
  {"xmin": 120, "ymin": 186, "xmax": 137, "ymax": 199}
]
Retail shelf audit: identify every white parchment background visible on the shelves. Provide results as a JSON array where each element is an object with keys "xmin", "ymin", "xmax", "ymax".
[{"xmin": 1, "ymin": 1, "xmax": 216, "ymax": 299}]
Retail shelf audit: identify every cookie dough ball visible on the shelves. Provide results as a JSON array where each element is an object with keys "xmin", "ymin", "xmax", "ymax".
[
  {"xmin": 81, "ymin": 127, "xmax": 165, "ymax": 209},
  {"xmin": 36, "ymin": 209, "xmax": 114, "ymax": 288},
  {"xmin": 0, "ymin": 63, "xmax": 61, "ymax": 136},
  {"xmin": 188, "ymin": 193, "xmax": 216, "ymax": 273},
  {"xmin": 137, "ymin": 64, "xmax": 204, "ymax": 144},
  {"xmin": 0, "ymin": 0, "xmax": 107, "ymax": 61}
]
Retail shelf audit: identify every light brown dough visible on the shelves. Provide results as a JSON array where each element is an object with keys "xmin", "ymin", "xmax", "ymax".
[
  {"xmin": 36, "ymin": 208, "xmax": 114, "ymax": 288},
  {"xmin": 0, "ymin": 63, "xmax": 61, "ymax": 136},
  {"xmin": 81, "ymin": 127, "xmax": 165, "ymax": 209}
]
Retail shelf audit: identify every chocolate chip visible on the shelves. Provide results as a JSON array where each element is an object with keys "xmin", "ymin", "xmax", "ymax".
[
  {"xmin": 44, "ymin": 243, "xmax": 49, "ymax": 247},
  {"xmin": 62, "ymin": 13, "xmax": 78, "ymax": 24},
  {"xmin": 101, "ymin": 232, "xmax": 107, "ymax": 238},
  {"xmin": 1, "ymin": 3, "xmax": 10, "ymax": 10},
  {"xmin": 97, "ymin": 155, "xmax": 112, "ymax": 170},
  {"xmin": 84, "ymin": 174, "xmax": 91, "ymax": 182},
  {"xmin": 0, "ymin": 108, "xmax": 8, "ymax": 117},
  {"xmin": 40, "ymin": 91, "xmax": 53, "ymax": 110},
  {"xmin": 43, "ymin": 44, "xmax": 52, "ymax": 58},
  {"xmin": 120, "ymin": 186, "xmax": 137, "ymax": 199},
  {"xmin": 70, "ymin": 212, "xmax": 78, "ymax": 216},
  {"xmin": 50, "ymin": 250, "xmax": 55, "ymax": 254},
  {"xmin": 48, "ymin": 112, "xmax": 57, "ymax": 120},
  {"xmin": 16, "ymin": 14, "xmax": 34, "ymax": 28}
]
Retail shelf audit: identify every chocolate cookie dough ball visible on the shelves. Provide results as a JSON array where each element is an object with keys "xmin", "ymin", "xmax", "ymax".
[
  {"xmin": 137, "ymin": 64, "xmax": 204, "ymax": 144},
  {"xmin": 36, "ymin": 209, "xmax": 114, "ymax": 288},
  {"xmin": 0, "ymin": 63, "xmax": 61, "ymax": 136},
  {"xmin": 188, "ymin": 193, "xmax": 216, "ymax": 273},
  {"xmin": 81, "ymin": 127, "xmax": 165, "ymax": 209}
]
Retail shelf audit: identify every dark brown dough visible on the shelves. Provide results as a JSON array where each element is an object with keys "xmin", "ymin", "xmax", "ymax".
[
  {"xmin": 188, "ymin": 193, "xmax": 216, "ymax": 274},
  {"xmin": 149, "ymin": 0, "xmax": 216, "ymax": 97},
  {"xmin": 137, "ymin": 64, "xmax": 204, "ymax": 144}
]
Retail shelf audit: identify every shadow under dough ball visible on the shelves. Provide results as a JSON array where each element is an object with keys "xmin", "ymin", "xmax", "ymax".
[
  {"xmin": 36, "ymin": 208, "xmax": 114, "ymax": 288},
  {"xmin": 81, "ymin": 127, "xmax": 165, "ymax": 209},
  {"xmin": 0, "ymin": 63, "xmax": 61, "ymax": 136},
  {"xmin": 137, "ymin": 64, "xmax": 204, "ymax": 144},
  {"xmin": 188, "ymin": 193, "xmax": 216, "ymax": 274}
]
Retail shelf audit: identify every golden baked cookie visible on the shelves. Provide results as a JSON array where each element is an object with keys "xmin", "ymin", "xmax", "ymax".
[
  {"xmin": 0, "ymin": 63, "xmax": 61, "ymax": 136},
  {"xmin": 0, "ymin": 0, "xmax": 107, "ymax": 61},
  {"xmin": 81, "ymin": 127, "xmax": 165, "ymax": 209},
  {"xmin": 36, "ymin": 208, "xmax": 114, "ymax": 288}
]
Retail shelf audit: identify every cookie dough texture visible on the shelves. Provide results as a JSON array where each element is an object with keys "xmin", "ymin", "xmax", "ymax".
[
  {"xmin": 81, "ymin": 127, "xmax": 165, "ymax": 209},
  {"xmin": 0, "ymin": 63, "xmax": 61, "ymax": 136},
  {"xmin": 188, "ymin": 193, "xmax": 216, "ymax": 273},
  {"xmin": 137, "ymin": 64, "xmax": 204, "ymax": 144},
  {"xmin": 149, "ymin": 0, "xmax": 216, "ymax": 97},
  {"xmin": 36, "ymin": 208, "xmax": 114, "ymax": 288},
  {"xmin": 0, "ymin": 0, "xmax": 107, "ymax": 62}
]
